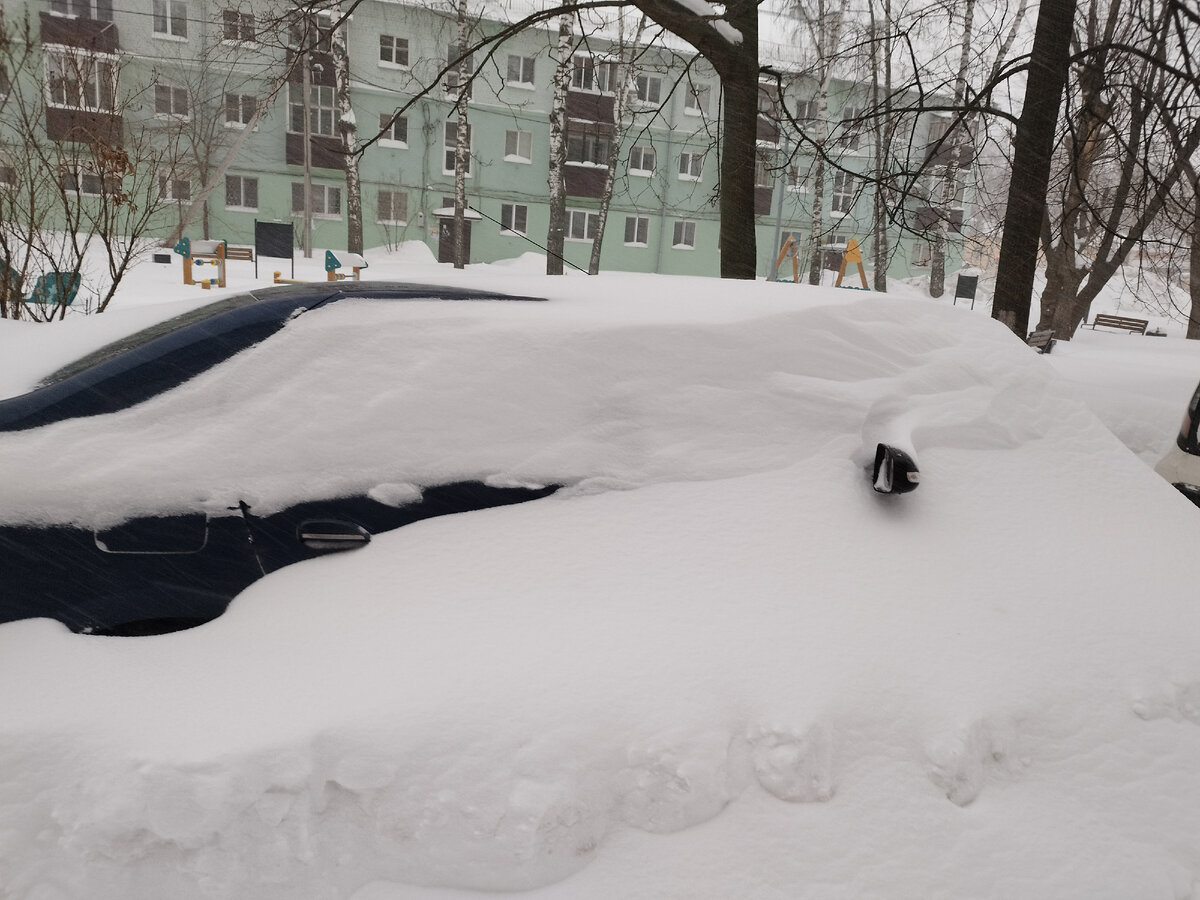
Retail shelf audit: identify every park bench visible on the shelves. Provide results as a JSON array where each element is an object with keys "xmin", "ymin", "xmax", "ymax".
[
  {"xmin": 190, "ymin": 243, "xmax": 254, "ymax": 262},
  {"xmin": 1026, "ymin": 329, "xmax": 1056, "ymax": 354},
  {"xmin": 1089, "ymin": 313, "xmax": 1149, "ymax": 334}
]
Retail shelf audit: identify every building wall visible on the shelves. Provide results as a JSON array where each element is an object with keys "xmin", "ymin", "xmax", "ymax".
[{"xmin": 4, "ymin": 0, "xmax": 970, "ymax": 282}]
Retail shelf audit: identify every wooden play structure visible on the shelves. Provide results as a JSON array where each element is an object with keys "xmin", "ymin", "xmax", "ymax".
[
  {"xmin": 324, "ymin": 249, "xmax": 368, "ymax": 281},
  {"xmin": 834, "ymin": 238, "xmax": 869, "ymax": 290},
  {"xmin": 772, "ymin": 235, "xmax": 802, "ymax": 283},
  {"xmin": 174, "ymin": 237, "xmax": 228, "ymax": 289}
]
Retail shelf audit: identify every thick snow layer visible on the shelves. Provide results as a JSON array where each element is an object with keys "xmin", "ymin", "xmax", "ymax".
[{"xmin": 3, "ymin": 249, "xmax": 1200, "ymax": 899}]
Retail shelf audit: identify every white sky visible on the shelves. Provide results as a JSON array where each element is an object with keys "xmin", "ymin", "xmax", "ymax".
[{"xmin": 2, "ymin": 245, "xmax": 1200, "ymax": 899}]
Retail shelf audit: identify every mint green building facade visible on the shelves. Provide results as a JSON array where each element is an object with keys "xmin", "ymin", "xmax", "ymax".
[{"xmin": 3, "ymin": 0, "xmax": 969, "ymax": 282}]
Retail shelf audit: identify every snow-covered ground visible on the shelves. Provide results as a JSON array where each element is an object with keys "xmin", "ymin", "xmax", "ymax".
[{"xmin": 2, "ymin": 245, "xmax": 1200, "ymax": 899}]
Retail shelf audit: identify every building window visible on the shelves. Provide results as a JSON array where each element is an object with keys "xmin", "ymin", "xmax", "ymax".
[
  {"xmin": 225, "ymin": 174, "xmax": 257, "ymax": 210},
  {"xmin": 786, "ymin": 165, "xmax": 807, "ymax": 193},
  {"xmin": 634, "ymin": 74, "xmax": 661, "ymax": 104},
  {"xmin": 500, "ymin": 203, "xmax": 528, "ymax": 235},
  {"xmin": 571, "ymin": 55, "xmax": 615, "ymax": 93},
  {"xmin": 154, "ymin": 84, "xmax": 189, "ymax": 118},
  {"xmin": 832, "ymin": 171, "xmax": 856, "ymax": 213},
  {"xmin": 838, "ymin": 106, "xmax": 863, "ymax": 151},
  {"xmin": 754, "ymin": 153, "xmax": 775, "ymax": 188},
  {"xmin": 794, "ymin": 100, "xmax": 819, "ymax": 121},
  {"xmin": 505, "ymin": 129, "xmax": 532, "ymax": 163},
  {"xmin": 624, "ymin": 215, "xmax": 649, "ymax": 246},
  {"xmin": 152, "ymin": 0, "xmax": 188, "ymax": 39},
  {"xmin": 225, "ymin": 93, "xmax": 255, "ymax": 128},
  {"xmin": 379, "ymin": 113, "xmax": 408, "ymax": 146},
  {"xmin": 61, "ymin": 169, "xmax": 104, "ymax": 195},
  {"xmin": 158, "ymin": 174, "xmax": 191, "ymax": 202},
  {"xmin": 0, "ymin": 165, "xmax": 15, "ymax": 188},
  {"xmin": 672, "ymin": 219, "xmax": 696, "ymax": 249},
  {"xmin": 0, "ymin": 65, "xmax": 10, "ymax": 100},
  {"xmin": 506, "ymin": 54, "xmax": 535, "ymax": 87},
  {"xmin": 684, "ymin": 82, "xmax": 711, "ymax": 116},
  {"xmin": 445, "ymin": 44, "xmax": 474, "ymax": 96},
  {"xmin": 567, "ymin": 126, "xmax": 611, "ymax": 166},
  {"xmin": 377, "ymin": 189, "xmax": 407, "ymax": 224},
  {"xmin": 50, "ymin": 0, "xmax": 114, "ymax": 20},
  {"xmin": 757, "ymin": 84, "xmax": 779, "ymax": 118},
  {"xmin": 443, "ymin": 121, "xmax": 472, "ymax": 175},
  {"xmin": 566, "ymin": 209, "xmax": 598, "ymax": 241},
  {"xmin": 629, "ymin": 145, "xmax": 655, "ymax": 176},
  {"xmin": 288, "ymin": 9, "xmax": 333, "ymax": 52},
  {"xmin": 912, "ymin": 240, "xmax": 932, "ymax": 267},
  {"xmin": 288, "ymin": 83, "xmax": 336, "ymax": 136},
  {"xmin": 222, "ymin": 10, "xmax": 255, "ymax": 42},
  {"xmin": 291, "ymin": 182, "xmax": 341, "ymax": 218},
  {"xmin": 45, "ymin": 48, "xmax": 117, "ymax": 112},
  {"xmin": 679, "ymin": 151, "xmax": 704, "ymax": 181},
  {"xmin": 380, "ymin": 35, "xmax": 409, "ymax": 67}
]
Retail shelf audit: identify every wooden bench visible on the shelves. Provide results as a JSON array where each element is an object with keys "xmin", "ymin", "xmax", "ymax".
[
  {"xmin": 1026, "ymin": 329, "xmax": 1056, "ymax": 353},
  {"xmin": 1089, "ymin": 313, "xmax": 1148, "ymax": 334}
]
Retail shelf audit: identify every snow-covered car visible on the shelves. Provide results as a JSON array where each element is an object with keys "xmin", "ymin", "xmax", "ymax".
[
  {"xmin": 1154, "ymin": 377, "xmax": 1200, "ymax": 506},
  {"xmin": 0, "ymin": 282, "xmax": 557, "ymax": 634}
]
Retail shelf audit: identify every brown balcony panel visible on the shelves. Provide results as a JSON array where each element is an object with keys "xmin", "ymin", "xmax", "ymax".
[
  {"xmin": 45, "ymin": 107, "xmax": 122, "ymax": 144},
  {"xmin": 566, "ymin": 92, "xmax": 615, "ymax": 123},
  {"xmin": 564, "ymin": 165, "xmax": 607, "ymax": 198},
  {"xmin": 756, "ymin": 117, "xmax": 779, "ymax": 144},
  {"xmin": 754, "ymin": 186, "xmax": 773, "ymax": 216},
  {"xmin": 40, "ymin": 12, "xmax": 119, "ymax": 53},
  {"xmin": 286, "ymin": 133, "xmax": 346, "ymax": 170}
]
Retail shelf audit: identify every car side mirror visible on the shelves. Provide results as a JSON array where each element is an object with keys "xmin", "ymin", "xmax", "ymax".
[
  {"xmin": 297, "ymin": 520, "xmax": 371, "ymax": 552},
  {"xmin": 872, "ymin": 443, "xmax": 920, "ymax": 494}
]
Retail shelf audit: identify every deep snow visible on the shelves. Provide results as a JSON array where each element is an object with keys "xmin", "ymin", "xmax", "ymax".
[{"xmin": 2, "ymin": 246, "xmax": 1200, "ymax": 899}]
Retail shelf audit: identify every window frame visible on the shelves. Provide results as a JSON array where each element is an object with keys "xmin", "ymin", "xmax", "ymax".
[
  {"xmin": 831, "ymin": 171, "xmax": 856, "ymax": 213},
  {"xmin": 570, "ymin": 54, "xmax": 616, "ymax": 93},
  {"xmin": 566, "ymin": 208, "xmax": 599, "ymax": 241},
  {"xmin": 629, "ymin": 144, "xmax": 656, "ymax": 176},
  {"xmin": 154, "ymin": 83, "xmax": 189, "ymax": 119},
  {"xmin": 224, "ymin": 174, "xmax": 258, "ymax": 211},
  {"xmin": 678, "ymin": 150, "xmax": 704, "ymax": 181},
  {"xmin": 624, "ymin": 215, "xmax": 649, "ymax": 247},
  {"xmin": 500, "ymin": 202, "xmax": 528, "ymax": 235},
  {"xmin": 379, "ymin": 34, "xmax": 410, "ymax": 68},
  {"xmin": 634, "ymin": 73, "xmax": 662, "ymax": 105},
  {"xmin": 224, "ymin": 92, "xmax": 255, "ymax": 129},
  {"xmin": 157, "ymin": 172, "xmax": 191, "ymax": 203},
  {"xmin": 44, "ymin": 47, "xmax": 118, "ymax": 113},
  {"xmin": 376, "ymin": 188, "xmax": 408, "ymax": 225},
  {"xmin": 672, "ymin": 219, "xmax": 696, "ymax": 249},
  {"xmin": 287, "ymin": 83, "xmax": 337, "ymax": 137},
  {"xmin": 443, "ymin": 121, "xmax": 473, "ymax": 176},
  {"xmin": 506, "ymin": 54, "xmax": 536, "ymax": 88},
  {"xmin": 504, "ymin": 128, "xmax": 532, "ymax": 163},
  {"xmin": 152, "ymin": 0, "xmax": 189, "ymax": 40},
  {"xmin": 221, "ymin": 9, "xmax": 255, "ymax": 43},
  {"xmin": 379, "ymin": 113, "xmax": 408, "ymax": 147},
  {"xmin": 291, "ymin": 182, "xmax": 342, "ymax": 219},
  {"xmin": 684, "ymin": 82, "xmax": 711, "ymax": 116}
]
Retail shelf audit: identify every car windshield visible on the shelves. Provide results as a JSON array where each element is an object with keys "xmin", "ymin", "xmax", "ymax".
[{"xmin": 38, "ymin": 294, "xmax": 263, "ymax": 388}]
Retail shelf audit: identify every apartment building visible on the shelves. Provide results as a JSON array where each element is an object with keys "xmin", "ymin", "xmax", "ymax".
[{"xmin": 2, "ymin": 0, "xmax": 971, "ymax": 280}]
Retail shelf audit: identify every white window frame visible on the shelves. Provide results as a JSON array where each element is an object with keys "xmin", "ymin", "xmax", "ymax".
[
  {"xmin": 377, "ymin": 188, "xmax": 407, "ymax": 225},
  {"xmin": 684, "ymin": 82, "xmax": 711, "ymax": 116},
  {"xmin": 154, "ymin": 83, "xmax": 189, "ymax": 119},
  {"xmin": 221, "ymin": 9, "xmax": 255, "ymax": 43},
  {"xmin": 504, "ymin": 128, "xmax": 532, "ymax": 163},
  {"xmin": 672, "ymin": 219, "xmax": 696, "ymax": 249},
  {"xmin": 291, "ymin": 182, "xmax": 342, "ymax": 219},
  {"xmin": 49, "ymin": 0, "xmax": 113, "ymax": 19},
  {"xmin": 158, "ymin": 172, "xmax": 191, "ymax": 203},
  {"xmin": 679, "ymin": 151, "xmax": 704, "ymax": 181},
  {"xmin": 152, "ymin": 0, "xmax": 188, "ymax": 40},
  {"xmin": 379, "ymin": 113, "xmax": 408, "ymax": 148},
  {"xmin": 44, "ymin": 47, "xmax": 118, "ymax": 113},
  {"xmin": 443, "ymin": 121, "xmax": 472, "ymax": 176},
  {"xmin": 831, "ymin": 171, "xmax": 855, "ymax": 213},
  {"xmin": 444, "ymin": 43, "xmax": 474, "ymax": 96},
  {"xmin": 379, "ymin": 34, "xmax": 409, "ymax": 68},
  {"xmin": 838, "ymin": 105, "xmax": 863, "ymax": 152},
  {"xmin": 629, "ymin": 144, "xmax": 655, "ymax": 176},
  {"xmin": 786, "ymin": 164, "xmax": 807, "ymax": 193},
  {"xmin": 288, "ymin": 83, "xmax": 336, "ymax": 136},
  {"xmin": 566, "ymin": 209, "xmax": 599, "ymax": 241},
  {"xmin": 634, "ymin": 73, "xmax": 662, "ymax": 105},
  {"xmin": 571, "ymin": 54, "xmax": 615, "ymax": 93},
  {"xmin": 500, "ymin": 202, "xmax": 528, "ymax": 235},
  {"xmin": 224, "ymin": 174, "xmax": 258, "ymax": 211},
  {"xmin": 624, "ymin": 215, "xmax": 649, "ymax": 247},
  {"xmin": 225, "ymin": 92, "xmax": 255, "ymax": 129},
  {"xmin": 506, "ymin": 54, "xmax": 535, "ymax": 88},
  {"xmin": 912, "ymin": 240, "xmax": 932, "ymax": 267}
]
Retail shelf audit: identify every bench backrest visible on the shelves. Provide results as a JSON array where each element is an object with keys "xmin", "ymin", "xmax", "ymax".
[{"xmin": 28, "ymin": 272, "xmax": 81, "ymax": 306}]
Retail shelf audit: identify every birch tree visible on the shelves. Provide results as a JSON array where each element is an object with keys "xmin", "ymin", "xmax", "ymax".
[
  {"xmin": 546, "ymin": 14, "xmax": 572, "ymax": 276},
  {"xmin": 331, "ymin": 2, "xmax": 363, "ymax": 254}
]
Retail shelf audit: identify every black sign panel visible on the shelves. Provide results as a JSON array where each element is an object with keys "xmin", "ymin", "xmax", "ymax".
[
  {"xmin": 954, "ymin": 274, "xmax": 978, "ymax": 300},
  {"xmin": 255, "ymin": 221, "xmax": 294, "ymax": 260}
]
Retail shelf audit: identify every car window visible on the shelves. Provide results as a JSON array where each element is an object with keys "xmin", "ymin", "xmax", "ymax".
[{"xmin": 38, "ymin": 295, "xmax": 263, "ymax": 388}]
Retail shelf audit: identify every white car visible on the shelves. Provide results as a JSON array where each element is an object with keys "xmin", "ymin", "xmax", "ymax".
[{"xmin": 1155, "ymin": 378, "xmax": 1200, "ymax": 506}]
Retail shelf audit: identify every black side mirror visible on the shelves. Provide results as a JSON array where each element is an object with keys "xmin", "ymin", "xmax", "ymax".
[
  {"xmin": 872, "ymin": 443, "xmax": 920, "ymax": 494},
  {"xmin": 297, "ymin": 520, "xmax": 371, "ymax": 552}
]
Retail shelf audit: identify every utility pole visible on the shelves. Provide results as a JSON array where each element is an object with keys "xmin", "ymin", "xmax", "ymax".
[{"xmin": 302, "ymin": 50, "xmax": 314, "ymax": 259}]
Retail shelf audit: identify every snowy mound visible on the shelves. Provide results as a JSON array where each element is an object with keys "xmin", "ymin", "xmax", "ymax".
[{"xmin": 3, "ymin": 275, "xmax": 1200, "ymax": 898}]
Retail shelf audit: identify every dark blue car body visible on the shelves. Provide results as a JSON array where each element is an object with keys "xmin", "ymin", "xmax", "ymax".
[{"xmin": 0, "ymin": 282, "xmax": 555, "ymax": 634}]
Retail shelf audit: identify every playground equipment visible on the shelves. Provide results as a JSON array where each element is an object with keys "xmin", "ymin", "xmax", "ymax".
[
  {"xmin": 325, "ymin": 250, "xmax": 368, "ymax": 281},
  {"xmin": 173, "ymin": 237, "xmax": 228, "ymax": 289},
  {"xmin": 1, "ymin": 261, "xmax": 81, "ymax": 307},
  {"xmin": 834, "ymin": 238, "xmax": 869, "ymax": 290},
  {"xmin": 771, "ymin": 235, "xmax": 802, "ymax": 283}
]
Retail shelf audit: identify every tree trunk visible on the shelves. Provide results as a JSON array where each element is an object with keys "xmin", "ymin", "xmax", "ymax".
[
  {"xmin": 1190, "ymin": 187, "xmax": 1200, "ymax": 339},
  {"xmin": 992, "ymin": 0, "xmax": 1077, "ymax": 337},
  {"xmin": 452, "ymin": 0, "xmax": 471, "ymax": 269},
  {"xmin": 712, "ymin": 0, "xmax": 759, "ymax": 279},
  {"xmin": 332, "ymin": 4, "xmax": 362, "ymax": 255},
  {"xmin": 546, "ymin": 14, "xmax": 571, "ymax": 276}
]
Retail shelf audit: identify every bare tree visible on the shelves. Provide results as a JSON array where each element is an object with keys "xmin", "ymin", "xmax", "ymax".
[{"xmin": 547, "ymin": 13, "xmax": 573, "ymax": 276}]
